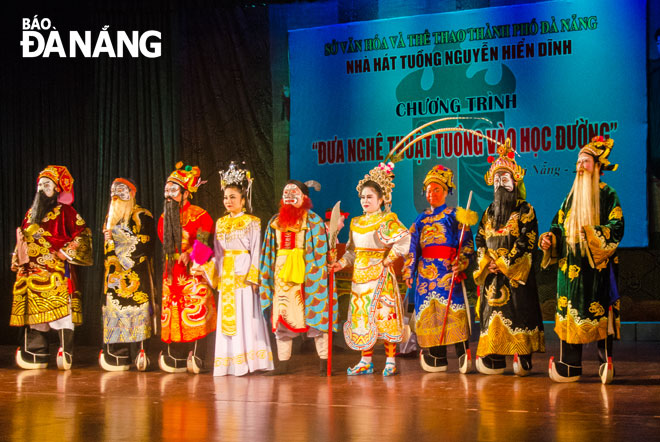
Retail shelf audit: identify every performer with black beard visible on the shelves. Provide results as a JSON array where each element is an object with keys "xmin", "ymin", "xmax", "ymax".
[
  {"xmin": 99, "ymin": 178, "xmax": 156, "ymax": 371},
  {"xmin": 541, "ymin": 136, "xmax": 623, "ymax": 384},
  {"xmin": 157, "ymin": 162, "xmax": 216, "ymax": 373},
  {"xmin": 11, "ymin": 165, "xmax": 93, "ymax": 370},
  {"xmin": 473, "ymin": 141, "xmax": 545, "ymax": 376},
  {"xmin": 259, "ymin": 180, "xmax": 335, "ymax": 375}
]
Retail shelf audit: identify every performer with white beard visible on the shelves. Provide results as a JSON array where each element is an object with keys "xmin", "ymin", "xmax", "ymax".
[
  {"xmin": 540, "ymin": 136, "xmax": 624, "ymax": 384},
  {"xmin": 99, "ymin": 178, "xmax": 156, "ymax": 371}
]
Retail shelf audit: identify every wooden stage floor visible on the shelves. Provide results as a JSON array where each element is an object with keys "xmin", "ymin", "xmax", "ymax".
[{"xmin": 0, "ymin": 341, "xmax": 659, "ymax": 442}]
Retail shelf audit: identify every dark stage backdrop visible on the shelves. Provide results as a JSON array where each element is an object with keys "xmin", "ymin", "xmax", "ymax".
[{"xmin": 0, "ymin": 1, "xmax": 274, "ymax": 345}]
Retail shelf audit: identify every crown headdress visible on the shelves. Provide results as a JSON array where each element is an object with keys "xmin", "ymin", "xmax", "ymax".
[
  {"xmin": 38, "ymin": 165, "xmax": 75, "ymax": 204},
  {"xmin": 423, "ymin": 165, "xmax": 455, "ymax": 192},
  {"xmin": 167, "ymin": 162, "xmax": 205, "ymax": 194},
  {"xmin": 357, "ymin": 162, "xmax": 395, "ymax": 211},
  {"xmin": 484, "ymin": 138, "xmax": 525, "ymax": 185},
  {"xmin": 219, "ymin": 161, "xmax": 254, "ymax": 212},
  {"xmin": 579, "ymin": 136, "xmax": 617, "ymax": 172}
]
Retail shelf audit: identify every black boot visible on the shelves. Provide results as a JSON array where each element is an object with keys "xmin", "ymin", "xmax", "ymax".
[
  {"xmin": 319, "ymin": 359, "xmax": 328, "ymax": 377},
  {"xmin": 99, "ymin": 343, "xmax": 131, "ymax": 372},
  {"xmin": 265, "ymin": 359, "xmax": 290, "ymax": 376},
  {"xmin": 16, "ymin": 327, "xmax": 49, "ymax": 369},
  {"xmin": 476, "ymin": 354, "xmax": 505, "ymax": 375},
  {"xmin": 420, "ymin": 345, "xmax": 448, "ymax": 372},
  {"xmin": 597, "ymin": 336, "xmax": 615, "ymax": 384},
  {"xmin": 159, "ymin": 344, "xmax": 188, "ymax": 373},
  {"xmin": 187, "ymin": 340, "xmax": 208, "ymax": 374},
  {"xmin": 513, "ymin": 353, "xmax": 532, "ymax": 376},
  {"xmin": 57, "ymin": 328, "xmax": 74, "ymax": 370}
]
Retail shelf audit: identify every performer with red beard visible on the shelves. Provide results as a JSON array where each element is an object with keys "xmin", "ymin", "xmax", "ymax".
[
  {"xmin": 541, "ymin": 136, "xmax": 624, "ymax": 384},
  {"xmin": 259, "ymin": 180, "xmax": 336, "ymax": 375},
  {"xmin": 99, "ymin": 178, "xmax": 156, "ymax": 371},
  {"xmin": 11, "ymin": 165, "xmax": 93, "ymax": 370},
  {"xmin": 158, "ymin": 162, "xmax": 216, "ymax": 373}
]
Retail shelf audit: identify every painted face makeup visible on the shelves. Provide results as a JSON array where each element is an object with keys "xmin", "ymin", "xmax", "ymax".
[
  {"xmin": 494, "ymin": 171, "xmax": 514, "ymax": 192},
  {"xmin": 425, "ymin": 182, "xmax": 447, "ymax": 208},
  {"xmin": 576, "ymin": 154, "xmax": 595, "ymax": 175},
  {"xmin": 164, "ymin": 182, "xmax": 182, "ymax": 201},
  {"xmin": 37, "ymin": 177, "xmax": 57, "ymax": 197},
  {"xmin": 360, "ymin": 186, "xmax": 383, "ymax": 214},
  {"xmin": 111, "ymin": 182, "xmax": 132, "ymax": 201},
  {"xmin": 282, "ymin": 184, "xmax": 303, "ymax": 207}
]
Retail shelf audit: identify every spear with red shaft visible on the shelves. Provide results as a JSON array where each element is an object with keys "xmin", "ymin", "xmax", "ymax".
[
  {"xmin": 439, "ymin": 191, "xmax": 474, "ymax": 345},
  {"xmin": 326, "ymin": 201, "xmax": 342, "ymax": 376}
]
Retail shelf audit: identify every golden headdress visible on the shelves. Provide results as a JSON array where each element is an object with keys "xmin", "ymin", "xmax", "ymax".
[
  {"xmin": 167, "ymin": 162, "xmax": 204, "ymax": 194},
  {"xmin": 484, "ymin": 139, "xmax": 525, "ymax": 185},
  {"xmin": 356, "ymin": 162, "xmax": 395, "ymax": 210},
  {"xmin": 423, "ymin": 165, "xmax": 455, "ymax": 192},
  {"xmin": 579, "ymin": 136, "xmax": 617, "ymax": 172},
  {"xmin": 38, "ymin": 165, "xmax": 74, "ymax": 204}
]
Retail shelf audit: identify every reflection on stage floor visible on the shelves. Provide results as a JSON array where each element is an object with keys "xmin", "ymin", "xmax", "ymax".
[{"xmin": 1, "ymin": 341, "xmax": 659, "ymax": 441}]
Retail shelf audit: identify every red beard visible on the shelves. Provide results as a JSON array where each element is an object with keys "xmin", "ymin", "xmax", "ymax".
[{"xmin": 278, "ymin": 196, "xmax": 312, "ymax": 229}]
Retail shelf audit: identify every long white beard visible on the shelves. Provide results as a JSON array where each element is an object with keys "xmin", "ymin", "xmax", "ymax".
[
  {"xmin": 106, "ymin": 198, "xmax": 134, "ymax": 230},
  {"xmin": 565, "ymin": 169, "xmax": 600, "ymax": 255}
]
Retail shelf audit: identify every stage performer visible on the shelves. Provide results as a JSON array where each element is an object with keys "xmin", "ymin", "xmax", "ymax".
[
  {"xmin": 473, "ymin": 142, "xmax": 545, "ymax": 376},
  {"xmin": 197, "ymin": 162, "xmax": 273, "ymax": 376},
  {"xmin": 540, "ymin": 136, "xmax": 623, "ymax": 384},
  {"xmin": 259, "ymin": 180, "xmax": 336, "ymax": 376},
  {"xmin": 158, "ymin": 162, "xmax": 216, "ymax": 374},
  {"xmin": 99, "ymin": 178, "xmax": 156, "ymax": 372},
  {"xmin": 403, "ymin": 165, "xmax": 475, "ymax": 374},
  {"xmin": 331, "ymin": 162, "xmax": 411, "ymax": 376},
  {"xmin": 11, "ymin": 165, "xmax": 92, "ymax": 370}
]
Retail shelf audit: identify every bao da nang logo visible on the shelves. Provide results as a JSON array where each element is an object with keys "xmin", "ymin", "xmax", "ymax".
[{"xmin": 21, "ymin": 16, "xmax": 161, "ymax": 58}]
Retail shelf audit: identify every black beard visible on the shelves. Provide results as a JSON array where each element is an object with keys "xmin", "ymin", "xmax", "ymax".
[
  {"xmin": 29, "ymin": 191, "xmax": 58, "ymax": 224},
  {"xmin": 491, "ymin": 187, "xmax": 517, "ymax": 230},
  {"xmin": 163, "ymin": 198, "xmax": 182, "ymax": 270}
]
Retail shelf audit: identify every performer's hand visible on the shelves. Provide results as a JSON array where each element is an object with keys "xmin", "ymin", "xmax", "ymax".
[
  {"xmin": 56, "ymin": 250, "xmax": 68, "ymax": 261},
  {"xmin": 103, "ymin": 230, "xmax": 112, "ymax": 241},
  {"xmin": 382, "ymin": 257, "xmax": 394, "ymax": 268},
  {"xmin": 579, "ymin": 228, "xmax": 586, "ymax": 242},
  {"xmin": 330, "ymin": 262, "xmax": 343, "ymax": 272},
  {"xmin": 179, "ymin": 252, "xmax": 191, "ymax": 266},
  {"xmin": 488, "ymin": 260, "xmax": 499, "ymax": 274},
  {"xmin": 405, "ymin": 278, "xmax": 412, "ymax": 289},
  {"xmin": 540, "ymin": 233, "xmax": 552, "ymax": 250}
]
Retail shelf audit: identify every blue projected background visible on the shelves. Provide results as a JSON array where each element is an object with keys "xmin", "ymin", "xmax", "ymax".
[{"xmin": 289, "ymin": 0, "xmax": 647, "ymax": 246}]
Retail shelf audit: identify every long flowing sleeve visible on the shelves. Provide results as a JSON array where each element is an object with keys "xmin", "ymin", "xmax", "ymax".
[
  {"xmin": 473, "ymin": 211, "xmax": 490, "ymax": 286},
  {"xmin": 378, "ymin": 213, "xmax": 411, "ymax": 258},
  {"xmin": 60, "ymin": 205, "xmax": 93, "ymax": 266},
  {"xmin": 584, "ymin": 184, "xmax": 624, "ymax": 270},
  {"xmin": 493, "ymin": 202, "xmax": 537, "ymax": 284},
  {"xmin": 541, "ymin": 197, "xmax": 569, "ymax": 269},
  {"xmin": 402, "ymin": 219, "xmax": 421, "ymax": 281},
  {"xmin": 259, "ymin": 215, "xmax": 278, "ymax": 311},
  {"xmin": 246, "ymin": 217, "xmax": 262, "ymax": 285}
]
